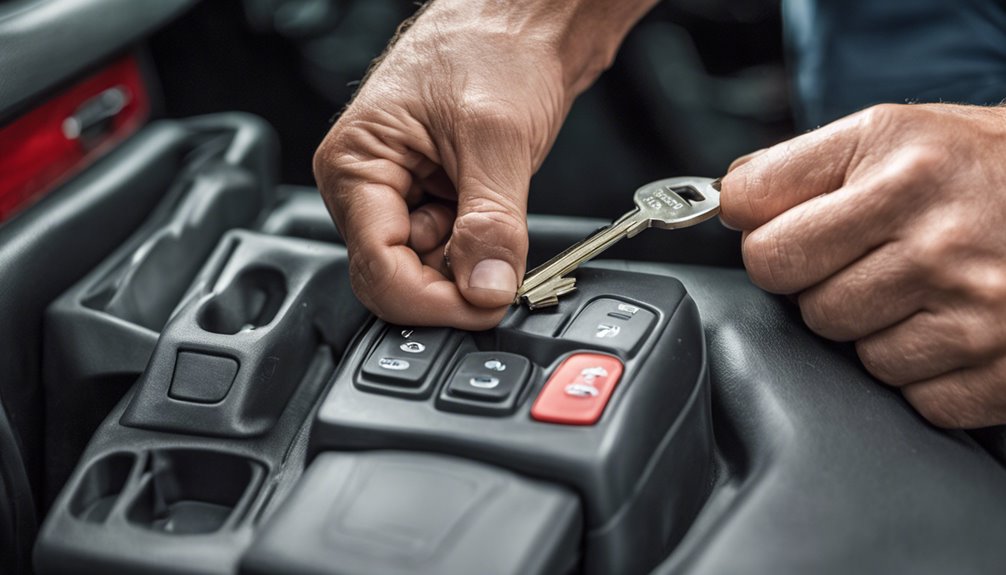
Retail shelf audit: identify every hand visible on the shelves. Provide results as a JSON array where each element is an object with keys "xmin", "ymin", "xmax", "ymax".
[
  {"xmin": 314, "ymin": 0, "xmax": 657, "ymax": 330},
  {"xmin": 721, "ymin": 103, "xmax": 1006, "ymax": 428}
]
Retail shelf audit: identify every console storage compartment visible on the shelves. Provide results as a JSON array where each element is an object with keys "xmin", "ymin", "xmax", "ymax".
[
  {"xmin": 241, "ymin": 451, "xmax": 582, "ymax": 575},
  {"xmin": 126, "ymin": 450, "xmax": 263, "ymax": 535},
  {"xmin": 120, "ymin": 230, "xmax": 368, "ymax": 437},
  {"xmin": 68, "ymin": 452, "xmax": 136, "ymax": 524}
]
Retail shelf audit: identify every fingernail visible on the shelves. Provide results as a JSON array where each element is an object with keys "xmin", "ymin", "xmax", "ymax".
[{"xmin": 469, "ymin": 259, "xmax": 517, "ymax": 293}]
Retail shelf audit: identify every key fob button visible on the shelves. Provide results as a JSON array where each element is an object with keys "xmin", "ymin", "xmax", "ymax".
[
  {"xmin": 561, "ymin": 298, "xmax": 656, "ymax": 355},
  {"xmin": 532, "ymin": 353, "xmax": 624, "ymax": 425},
  {"xmin": 438, "ymin": 352, "xmax": 531, "ymax": 413},
  {"xmin": 360, "ymin": 326, "xmax": 451, "ymax": 388}
]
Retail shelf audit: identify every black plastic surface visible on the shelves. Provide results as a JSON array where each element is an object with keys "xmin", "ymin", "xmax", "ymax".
[
  {"xmin": 169, "ymin": 352, "xmax": 239, "ymax": 403},
  {"xmin": 0, "ymin": 121, "xmax": 197, "ymax": 572},
  {"xmin": 43, "ymin": 112, "xmax": 279, "ymax": 502},
  {"xmin": 313, "ymin": 269, "xmax": 715, "ymax": 574},
  {"xmin": 35, "ymin": 216, "xmax": 369, "ymax": 573},
  {"xmin": 582, "ymin": 261, "xmax": 1006, "ymax": 575},
  {"xmin": 125, "ymin": 449, "xmax": 263, "ymax": 535},
  {"xmin": 67, "ymin": 452, "xmax": 135, "ymax": 524},
  {"xmin": 121, "ymin": 230, "xmax": 369, "ymax": 437},
  {"xmin": 241, "ymin": 451, "xmax": 582, "ymax": 575}
]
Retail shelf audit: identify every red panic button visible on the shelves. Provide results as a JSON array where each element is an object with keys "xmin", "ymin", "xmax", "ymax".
[{"xmin": 531, "ymin": 353, "xmax": 624, "ymax": 425}]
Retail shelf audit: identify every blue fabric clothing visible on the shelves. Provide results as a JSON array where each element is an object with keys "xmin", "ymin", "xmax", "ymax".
[{"xmin": 783, "ymin": 0, "xmax": 1006, "ymax": 129}]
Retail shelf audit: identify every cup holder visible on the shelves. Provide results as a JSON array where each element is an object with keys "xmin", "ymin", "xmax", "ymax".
[
  {"xmin": 126, "ymin": 449, "xmax": 263, "ymax": 535},
  {"xmin": 198, "ymin": 266, "xmax": 287, "ymax": 334},
  {"xmin": 68, "ymin": 452, "xmax": 136, "ymax": 523}
]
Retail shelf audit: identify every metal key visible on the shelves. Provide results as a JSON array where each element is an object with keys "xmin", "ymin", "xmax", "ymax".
[{"xmin": 516, "ymin": 176, "xmax": 721, "ymax": 310}]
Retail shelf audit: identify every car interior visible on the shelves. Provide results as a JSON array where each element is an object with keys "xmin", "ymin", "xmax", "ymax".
[{"xmin": 2, "ymin": 1, "xmax": 1006, "ymax": 574}]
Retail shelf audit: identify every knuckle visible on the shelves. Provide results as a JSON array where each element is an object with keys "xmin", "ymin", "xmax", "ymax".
[
  {"xmin": 452, "ymin": 202, "xmax": 528, "ymax": 262},
  {"xmin": 907, "ymin": 222, "xmax": 967, "ymax": 279},
  {"xmin": 456, "ymin": 95, "xmax": 520, "ymax": 135},
  {"xmin": 742, "ymin": 228, "xmax": 802, "ymax": 293},
  {"xmin": 721, "ymin": 167, "xmax": 771, "ymax": 229},
  {"xmin": 348, "ymin": 248, "xmax": 396, "ymax": 313},
  {"xmin": 347, "ymin": 254, "xmax": 378, "ymax": 312},
  {"xmin": 855, "ymin": 339, "xmax": 900, "ymax": 384},
  {"xmin": 313, "ymin": 133, "xmax": 340, "ymax": 189},
  {"xmin": 958, "ymin": 265, "xmax": 1006, "ymax": 309},
  {"xmin": 855, "ymin": 103, "xmax": 904, "ymax": 134},
  {"xmin": 942, "ymin": 308, "xmax": 999, "ymax": 360},
  {"xmin": 895, "ymin": 146, "xmax": 945, "ymax": 181},
  {"xmin": 799, "ymin": 290, "xmax": 846, "ymax": 340},
  {"xmin": 313, "ymin": 123, "xmax": 369, "ymax": 191}
]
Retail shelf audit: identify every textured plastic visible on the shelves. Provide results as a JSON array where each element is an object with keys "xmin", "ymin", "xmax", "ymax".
[
  {"xmin": 120, "ymin": 230, "xmax": 369, "ymax": 437},
  {"xmin": 42, "ymin": 113, "xmax": 279, "ymax": 501},
  {"xmin": 611, "ymin": 261, "xmax": 1006, "ymax": 575},
  {"xmin": 240, "ymin": 451, "xmax": 582, "ymax": 575},
  {"xmin": 169, "ymin": 352, "xmax": 239, "ymax": 403},
  {"xmin": 313, "ymin": 268, "xmax": 715, "ymax": 574},
  {"xmin": 0, "ymin": 121, "xmax": 200, "ymax": 572},
  {"xmin": 35, "ymin": 230, "xmax": 367, "ymax": 574}
]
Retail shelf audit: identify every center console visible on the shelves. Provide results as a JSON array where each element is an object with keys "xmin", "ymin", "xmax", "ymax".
[{"xmin": 32, "ymin": 113, "xmax": 1006, "ymax": 575}]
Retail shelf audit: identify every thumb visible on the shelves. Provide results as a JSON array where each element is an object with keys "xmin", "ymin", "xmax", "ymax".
[{"xmin": 444, "ymin": 125, "xmax": 532, "ymax": 310}]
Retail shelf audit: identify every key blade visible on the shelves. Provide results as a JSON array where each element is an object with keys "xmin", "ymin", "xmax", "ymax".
[
  {"xmin": 519, "ymin": 276, "xmax": 577, "ymax": 309},
  {"xmin": 516, "ymin": 215, "xmax": 635, "ymax": 299}
]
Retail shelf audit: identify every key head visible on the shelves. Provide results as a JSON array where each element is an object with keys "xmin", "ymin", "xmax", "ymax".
[{"xmin": 627, "ymin": 176, "xmax": 721, "ymax": 236}]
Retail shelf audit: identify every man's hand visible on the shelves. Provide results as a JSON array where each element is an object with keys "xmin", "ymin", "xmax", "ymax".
[
  {"xmin": 314, "ymin": 0, "xmax": 656, "ymax": 330},
  {"xmin": 721, "ymin": 103, "xmax": 1006, "ymax": 428}
]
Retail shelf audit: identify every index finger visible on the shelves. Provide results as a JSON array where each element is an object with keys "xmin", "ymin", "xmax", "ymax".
[
  {"xmin": 341, "ymin": 182, "xmax": 509, "ymax": 330},
  {"xmin": 719, "ymin": 107, "xmax": 873, "ymax": 231}
]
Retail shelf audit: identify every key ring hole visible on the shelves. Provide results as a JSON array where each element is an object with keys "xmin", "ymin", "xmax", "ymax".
[{"xmin": 672, "ymin": 185, "xmax": 705, "ymax": 205}]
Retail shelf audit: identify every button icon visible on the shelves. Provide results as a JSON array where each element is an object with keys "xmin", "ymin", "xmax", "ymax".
[
  {"xmin": 378, "ymin": 357, "xmax": 410, "ymax": 371},
  {"xmin": 595, "ymin": 323, "xmax": 621, "ymax": 339},
  {"xmin": 400, "ymin": 329, "xmax": 414, "ymax": 339},
  {"xmin": 469, "ymin": 375, "xmax": 501, "ymax": 389},
  {"xmin": 399, "ymin": 341, "xmax": 426, "ymax": 353},
  {"xmin": 565, "ymin": 383, "xmax": 600, "ymax": 397},
  {"xmin": 483, "ymin": 359, "xmax": 507, "ymax": 371},
  {"xmin": 579, "ymin": 366, "xmax": 609, "ymax": 382},
  {"xmin": 617, "ymin": 303, "xmax": 640, "ymax": 315}
]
